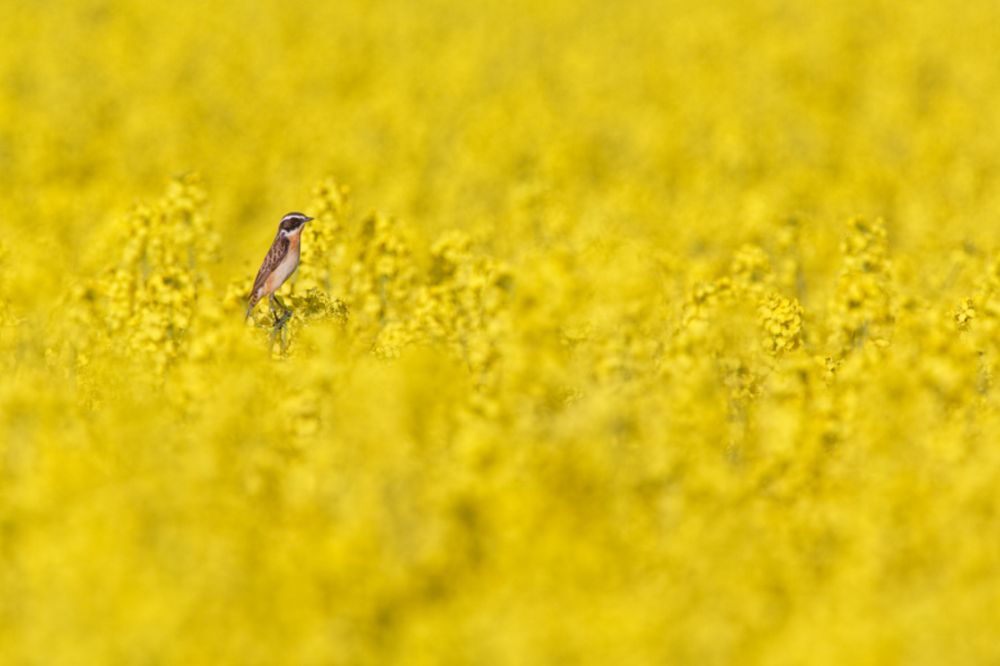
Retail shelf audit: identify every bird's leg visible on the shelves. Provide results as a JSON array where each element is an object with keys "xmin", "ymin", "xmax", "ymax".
[
  {"xmin": 268, "ymin": 293, "xmax": 292, "ymax": 331},
  {"xmin": 273, "ymin": 294, "xmax": 292, "ymax": 318},
  {"xmin": 273, "ymin": 294, "xmax": 292, "ymax": 326},
  {"xmin": 268, "ymin": 294, "xmax": 282, "ymax": 325}
]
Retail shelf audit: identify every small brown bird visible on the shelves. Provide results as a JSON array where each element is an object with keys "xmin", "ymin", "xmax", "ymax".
[{"xmin": 245, "ymin": 212, "xmax": 313, "ymax": 323}]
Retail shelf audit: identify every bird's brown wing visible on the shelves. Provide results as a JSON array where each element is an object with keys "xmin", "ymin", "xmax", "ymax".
[{"xmin": 248, "ymin": 233, "xmax": 289, "ymax": 306}]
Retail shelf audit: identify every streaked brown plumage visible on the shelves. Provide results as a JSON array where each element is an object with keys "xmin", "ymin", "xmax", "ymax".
[{"xmin": 245, "ymin": 212, "xmax": 313, "ymax": 321}]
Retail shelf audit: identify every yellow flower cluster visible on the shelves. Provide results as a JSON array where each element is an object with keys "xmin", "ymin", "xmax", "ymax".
[
  {"xmin": 832, "ymin": 217, "xmax": 894, "ymax": 351},
  {"xmin": 416, "ymin": 231, "xmax": 511, "ymax": 373},
  {"xmin": 74, "ymin": 175, "xmax": 219, "ymax": 373},
  {"xmin": 759, "ymin": 292, "xmax": 804, "ymax": 355},
  {"xmin": 5, "ymin": 0, "xmax": 1000, "ymax": 663}
]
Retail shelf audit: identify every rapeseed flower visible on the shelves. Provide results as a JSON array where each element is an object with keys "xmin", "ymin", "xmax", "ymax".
[{"xmin": 4, "ymin": 0, "xmax": 1000, "ymax": 663}]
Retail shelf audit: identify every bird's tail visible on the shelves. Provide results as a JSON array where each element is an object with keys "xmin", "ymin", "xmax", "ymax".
[{"xmin": 245, "ymin": 293, "xmax": 259, "ymax": 321}]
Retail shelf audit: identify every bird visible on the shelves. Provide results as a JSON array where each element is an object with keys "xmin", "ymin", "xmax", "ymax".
[{"xmin": 245, "ymin": 212, "xmax": 313, "ymax": 324}]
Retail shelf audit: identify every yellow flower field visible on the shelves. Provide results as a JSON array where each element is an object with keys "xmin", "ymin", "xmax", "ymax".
[{"xmin": 3, "ymin": 0, "xmax": 1000, "ymax": 663}]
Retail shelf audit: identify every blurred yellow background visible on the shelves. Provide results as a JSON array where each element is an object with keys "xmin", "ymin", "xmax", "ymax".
[{"xmin": 3, "ymin": 0, "xmax": 1000, "ymax": 663}]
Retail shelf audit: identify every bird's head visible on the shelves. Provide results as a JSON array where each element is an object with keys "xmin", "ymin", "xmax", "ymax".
[{"xmin": 278, "ymin": 212, "xmax": 313, "ymax": 236}]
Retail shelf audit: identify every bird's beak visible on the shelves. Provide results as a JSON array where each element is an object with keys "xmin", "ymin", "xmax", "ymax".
[{"xmin": 304, "ymin": 216, "xmax": 314, "ymax": 223}]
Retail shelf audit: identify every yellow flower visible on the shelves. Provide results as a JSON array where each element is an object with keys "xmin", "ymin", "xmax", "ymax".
[{"xmin": 5, "ymin": 2, "xmax": 1000, "ymax": 662}]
